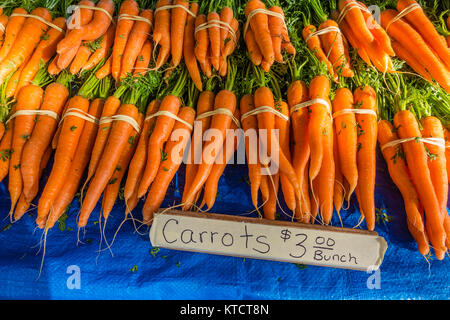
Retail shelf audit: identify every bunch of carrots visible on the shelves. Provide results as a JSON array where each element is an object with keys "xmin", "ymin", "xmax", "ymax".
[
  {"xmin": 332, "ymin": 0, "xmax": 395, "ymax": 74},
  {"xmin": 243, "ymin": 0, "xmax": 295, "ymax": 72}
]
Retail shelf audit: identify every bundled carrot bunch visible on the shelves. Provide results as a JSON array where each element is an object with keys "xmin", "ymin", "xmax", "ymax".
[
  {"xmin": 302, "ymin": 0, "xmax": 354, "ymax": 82},
  {"xmin": 243, "ymin": 0, "xmax": 295, "ymax": 72},
  {"xmin": 379, "ymin": 0, "xmax": 450, "ymax": 93},
  {"xmin": 332, "ymin": 0, "xmax": 395, "ymax": 74}
]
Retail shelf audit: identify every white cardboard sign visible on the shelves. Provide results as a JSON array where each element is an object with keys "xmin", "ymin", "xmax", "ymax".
[{"xmin": 150, "ymin": 211, "xmax": 388, "ymax": 271}]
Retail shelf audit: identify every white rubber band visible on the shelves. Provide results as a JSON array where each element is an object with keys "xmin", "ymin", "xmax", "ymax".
[
  {"xmin": 10, "ymin": 13, "xmax": 65, "ymax": 34},
  {"xmin": 305, "ymin": 26, "xmax": 341, "ymax": 43},
  {"xmin": 0, "ymin": 23, "xmax": 5, "ymax": 33},
  {"xmin": 336, "ymin": 1, "xmax": 371, "ymax": 25},
  {"xmin": 290, "ymin": 98, "xmax": 331, "ymax": 116},
  {"xmin": 118, "ymin": 13, "xmax": 153, "ymax": 28},
  {"xmin": 243, "ymin": 8, "xmax": 287, "ymax": 38},
  {"xmin": 385, "ymin": 3, "xmax": 421, "ymax": 32},
  {"xmin": 196, "ymin": 108, "xmax": 241, "ymax": 129},
  {"xmin": 332, "ymin": 108, "xmax": 377, "ymax": 119},
  {"xmin": 381, "ymin": 137, "xmax": 446, "ymax": 151},
  {"xmin": 75, "ymin": 5, "xmax": 115, "ymax": 25},
  {"xmin": 100, "ymin": 114, "xmax": 141, "ymax": 133},
  {"xmin": 6, "ymin": 110, "xmax": 60, "ymax": 124},
  {"xmin": 195, "ymin": 20, "xmax": 237, "ymax": 45},
  {"xmin": 154, "ymin": 4, "xmax": 197, "ymax": 18},
  {"xmin": 144, "ymin": 110, "xmax": 193, "ymax": 131},
  {"xmin": 59, "ymin": 108, "xmax": 99, "ymax": 125},
  {"xmin": 241, "ymin": 106, "xmax": 289, "ymax": 122}
]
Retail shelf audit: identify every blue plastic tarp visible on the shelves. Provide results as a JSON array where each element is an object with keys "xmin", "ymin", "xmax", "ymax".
[{"xmin": 0, "ymin": 150, "xmax": 448, "ymax": 300}]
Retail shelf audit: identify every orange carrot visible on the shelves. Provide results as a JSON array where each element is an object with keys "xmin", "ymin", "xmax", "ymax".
[
  {"xmin": 95, "ymin": 54, "xmax": 112, "ymax": 79},
  {"xmin": 170, "ymin": 0, "xmax": 189, "ymax": 67},
  {"xmin": 338, "ymin": 0, "xmax": 374, "ymax": 43},
  {"xmin": 208, "ymin": 11, "xmax": 221, "ymax": 71},
  {"xmin": 263, "ymin": 172, "xmax": 279, "ymax": 220},
  {"xmin": 0, "ymin": 8, "xmax": 28, "ymax": 63},
  {"xmin": 244, "ymin": 27, "xmax": 263, "ymax": 66},
  {"xmin": 82, "ymin": 23, "xmax": 115, "ymax": 72},
  {"xmin": 153, "ymin": 0, "xmax": 171, "ymax": 70},
  {"xmin": 183, "ymin": 2, "xmax": 202, "ymax": 91},
  {"xmin": 268, "ymin": 6, "xmax": 285, "ymax": 63},
  {"xmin": 333, "ymin": 129, "xmax": 344, "ymax": 216},
  {"xmin": 194, "ymin": 14, "xmax": 209, "ymax": 68},
  {"xmin": 391, "ymin": 41, "xmax": 433, "ymax": 82},
  {"xmin": 0, "ymin": 112, "xmax": 15, "ymax": 182},
  {"xmin": 70, "ymin": 42, "xmax": 92, "ymax": 75},
  {"xmin": 133, "ymin": 40, "xmax": 152, "ymax": 76}
]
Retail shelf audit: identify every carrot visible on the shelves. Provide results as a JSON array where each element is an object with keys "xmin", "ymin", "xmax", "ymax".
[
  {"xmin": 288, "ymin": 80, "xmax": 310, "ymax": 221},
  {"xmin": 310, "ymin": 176, "xmax": 320, "ymax": 221},
  {"xmin": 13, "ymin": 146, "xmax": 52, "ymax": 222},
  {"xmin": 445, "ymin": 128, "xmax": 450, "ymax": 184},
  {"xmin": 393, "ymin": 110, "xmax": 446, "ymax": 259},
  {"xmin": 202, "ymin": 108, "xmax": 240, "ymax": 211},
  {"xmin": 0, "ymin": 123, "xmax": 4, "ymax": 143},
  {"xmin": 16, "ymin": 17, "xmax": 66, "ymax": 93},
  {"xmin": 220, "ymin": 6, "xmax": 234, "ymax": 53},
  {"xmin": 275, "ymin": 100, "xmax": 296, "ymax": 212},
  {"xmin": 244, "ymin": 27, "xmax": 263, "ymax": 66},
  {"xmin": 78, "ymin": 103, "xmax": 140, "ymax": 227},
  {"xmin": 182, "ymin": 90, "xmax": 215, "ymax": 207},
  {"xmin": 57, "ymin": 0, "xmax": 115, "ymax": 66},
  {"xmin": 181, "ymin": 89, "xmax": 237, "ymax": 210},
  {"xmin": 47, "ymin": 56, "xmax": 62, "ymax": 76},
  {"xmin": 377, "ymin": 120, "xmax": 424, "ymax": 232},
  {"xmin": 0, "ymin": 8, "xmax": 52, "ymax": 86},
  {"xmin": 0, "ymin": 115, "xmax": 14, "ymax": 182},
  {"xmin": 194, "ymin": 14, "xmax": 209, "ymax": 68},
  {"xmin": 308, "ymin": 75, "xmax": 331, "ymax": 181},
  {"xmin": 268, "ymin": 6, "xmax": 285, "ymax": 63},
  {"xmin": 208, "ymin": 11, "xmax": 221, "ymax": 71},
  {"xmin": 0, "ymin": 8, "xmax": 28, "ymax": 63},
  {"xmin": 170, "ymin": 0, "xmax": 189, "ymax": 67},
  {"xmin": 67, "ymin": 0, "xmax": 95, "ymax": 30},
  {"xmin": 420, "ymin": 117, "xmax": 448, "ymax": 224},
  {"xmin": 138, "ymin": 95, "xmax": 182, "ymax": 198},
  {"xmin": 119, "ymin": 9, "xmax": 153, "ymax": 79},
  {"xmin": 360, "ymin": 33, "xmax": 395, "ymax": 73},
  {"xmin": 95, "ymin": 54, "xmax": 113, "ymax": 79},
  {"xmin": 37, "ymin": 95, "xmax": 90, "ymax": 222},
  {"xmin": 391, "ymin": 41, "xmax": 432, "ymax": 82},
  {"xmin": 153, "ymin": 0, "xmax": 171, "ymax": 70},
  {"xmin": 281, "ymin": 22, "xmax": 295, "ymax": 56},
  {"xmin": 263, "ymin": 173, "xmax": 279, "ymax": 220},
  {"xmin": 0, "ymin": 15, "xmax": 8, "ymax": 50},
  {"xmin": 239, "ymin": 93, "xmax": 262, "ymax": 209},
  {"xmin": 21, "ymin": 82, "xmax": 69, "ymax": 203},
  {"xmin": 332, "ymin": 87, "xmax": 358, "ymax": 203},
  {"xmin": 183, "ymin": 2, "xmax": 202, "ymax": 91},
  {"xmin": 133, "ymin": 40, "xmax": 152, "ymax": 76},
  {"xmin": 111, "ymin": 0, "xmax": 140, "ymax": 81},
  {"xmin": 8, "ymin": 85, "xmax": 44, "ymax": 215},
  {"xmin": 86, "ymin": 95, "xmax": 121, "ymax": 184},
  {"xmin": 354, "ymin": 85, "xmax": 378, "ymax": 231},
  {"xmin": 260, "ymin": 173, "xmax": 270, "ymax": 204},
  {"xmin": 302, "ymin": 25, "xmax": 337, "ymax": 81},
  {"xmin": 219, "ymin": 19, "xmax": 239, "ymax": 77},
  {"xmin": 5, "ymin": 58, "xmax": 28, "ymax": 99},
  {"xmin": 102, "ymin": 114, "xmax": 142, "ymax": 220},
  {"xmin": 397, "ymin": 0, "xmax": 450, "ymax": 70},
  {"xmin": 42, "ymin": 99, "xmax": 104, "ymax": 230},
  {"xmin": 70, "ymin": 42, "xmax": 92, "ymax": 75},
  {"xmin": 142, "ymin": 107, "xmax": 196, "ymax": 222},
  {"xmin": 380, "ymin": 9, "xmax": 450, "ymax": 92},
  {"xmin": 124, "ymin": 99, "xmax": 161, "ymax": 203},
  {"xmin": 245, "ymin": 0, "xmax": 275, "ymax": 68},
  {"xmin": 338, "ymin": 0, "xmax": 374, "ymax": 43},
  {"xmin": 82, "ymin": 23, "xmax": 115, "ymax": 72},
  {"xmin": 318, "ymin": 20, "xmax": 354, "ymax": 78},
  {"xmin": 333, "ymin": 129, "xmax": 344, "ymax": 216}
]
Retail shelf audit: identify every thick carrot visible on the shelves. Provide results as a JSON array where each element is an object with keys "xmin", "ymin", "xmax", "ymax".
[
  {"xmin": 0, "ymin": 8, "xmax": 28, "ymax": 63},
  {"xmin": 220, "ymin": 6, "xmax": 234, "ymax": 54},
  {"xmin": 397, "ymin": 0, "xmax": 450, "ymax": 70},
  {"xmin": 332, "ymin": 87, "xmax": 358, "ymax": 203},
  {"xmin": 153, "ymin": 0, "xmax": 171, "ymax": 70},
  {"xmin": 333, "ymin": 129, "xmax": 344, "ymax": 215},
  {"xmin": 142, "ymin": 107, "xmax": 196, "ymax": 222},
  {"xmin": 338, "ymin": 0, "xmax": 374, "ymax": 43},
  {"xmin": 263, "ymin": 173, "xmax": 279, "ymax": 220},
  {"xmin": 5, "ymin": 58, "xmax": 28, "ymax": 99},
  {"xmin": 42, "ymin": 99, "xmax": 104, "ymax": 230},
  {"xmin": 239, "ymin": 93, "xmax": 262, "ymax": 209},
  {"xmin": 380, "ymin": 9, "xmax": 450, "ymax": 92},
  {"xmin": 133, "ymin": 40, "xmax": 152, "ymax": 76},
  {"xmin": 391, "ymin": 41, "xmax": 432, "ymax": 82},
  {"xmin": 308, "ymin": 75, "xmax": 331, "ymax": 181},
  {"xmin": 138, "ymin": 95, "xmax": 182, "ymax": 198},
  {"xmin": 244, "ymin": 27, "xmax": 262, "ymax": 66},
  {"xmin": 288, "ymin": 80, "xmax": 310, "ymax": 220},
  {"xmin": 275, "ymin": 100, "xmax": 296, "ymax": 212},
  {"xmin": 208, "ymin": 11, "xmax": 221, "ymax": 71},
  {"xmin": 124, "ymin": 99, "xmax": 161, "ymax": 202},
  {"xmin": 119, "ymin": 9, "xmax": 153, "ymax": 79},
  {"xmin": 82, "ymin": 23, "xmax": 115, "ymax": 72},
  {"xmin": 0, "ymin": 8, "xmax": 52, "ymax": 85},
  {"xmin": 183, "ymin": 2, "xmax": 202, "ymax": 91},
  {"xmin": 194, "ymin": 14, "xmax": 209, "ymax": 68},
  {"xmin": 0, "ymin": 113, "xmax": 14, "ymax": 182},
  {"xmin": 21, "ymin": 82, "xmax": 69, "ymax": 202},
  {"xmin": 393, "ymin": 110, "xmax": 446, "ymax": 259},
  {"xmin": 70, "ymin": 42, "xmax": 92, "ymax": 75},
  {"xmin": 170, "ymin": 0, "xmax": 189, "ymax": 67},
  {"xmin": 245, "ymin": 0, "xmax": 275, "ymax": 67},
  {"xmin": 8, "ymin": 85, "xmax": 43, "ymax": 214},
  {"xmin": 268, "ymin": 6, "xmax": 285, "ymax": 63},
  {"xmin": 16, "ymin": 17, "xmax": 66, "ymax": 93},
  {"xmin": 219, "ymin": 19, "xmax": 239, "ymax": 77},
  {"xmin": 86, "ymin": 95, "xmax": 121, "ymax": 184},
  {"xmin": 48, "ymin": 56, "xmax": 62, "ymax": 76},
  {"xmin": 182, "ymin": 89, "xmax": 237, "ymax": 210},
  {"xmin": 182, "ymin": 90, "xmax": 215, "ymax": 207},
  {"xmin": 318, "ymin": 20, "xmax": 354, "ymax": 78},
  {"xmin": 37, "ymin": 95, "xmax": 90, "ymax": 222},
  {"xmin": 95, "ymin": 54, "xmax": 112, "ymax": 79},
  {"xmin": 377, "ymin": 120, "xmax": 424, "ymax": 232},
  {"xmin": 111, "ymin": 0, "xmax": 139, "ymax": 81},
  {"xmin": 354, "ymin": 85, "xmax": 378, "ymax": 231},
  {"xmin": 281, "ymin": 22, "xmax": 295, "ymax": 56},
  {"xmin": 78, "ymin": 104, "xmax": 140, "ymax": 227}
]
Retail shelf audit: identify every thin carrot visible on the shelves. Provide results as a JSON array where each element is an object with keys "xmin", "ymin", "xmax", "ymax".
[
  {"xmin": 170, "ymin": 0, "xmax": 189, "ymax": 67},
  {"xmin": 133, "ymin": 40, "xmax": 152, "ymax": 76},
  {"xmin": 208, "ymin": 11, "xmax": 221, "ymax": 71},
  {"xmin": 391, "ymin": 41, "xmax": 433, "ymax": 82},
  {"xmin": 263, "ymin": 172, "xmax": 279, "ymax": 220},
  {"xmin": 268, "ymin": 6, "xmax": 285, "ymax": 63},
  {"xmin": 219, "ymin": 19, "xmax": 239, "ymax": 77},
  {"xmin": 194, "ymin": 14, "xmax": 209, "ymax": 68},
  {"xmin": 0, "ymin": 113, "xmax": 14, "ymax": 182},
  {"xmin": 338, "ymin": 0, "xmax": 374, "ymax": 43},
  {"xmin": 48, "ymin": 56, "xmax": 62, "ymax": 76},
  {"xmin": 82, "ymin": 23, "xmax": 115, "ymax": 72},
  {"xmin": 70, "ymin": 42, "xmax": 92, "ymax": 75},
  {"xmin": 0, "ymin": 8, "xmax": 28, "ymax": 63},
  {"xmin": 5, "ymin": 57, "xmax": 29, "ymax": 99},
  {"xmin": 183, "ymin": 2, "xmax": 202, "ymax": 91},
  {"xmin": 0, "ymin": 15, "xmax": 9, "ymax": 51},
  {"xmin": 333, "ymin": 129, "xmax": 344, "ymax": 216},
  {"xmin": 95, "ymin": 55, "xmax": 112, "ymax": 79},
  {"xmin": 153, "ymin": 0, "xmax": 171, "ymax": 70},
  {"xmin": 244, "ymin": 27, "xmax": 263, "ymax": 66},
  {"xmin": 445, "ymin": 128, "xmax": 450, "ymax": 184}
]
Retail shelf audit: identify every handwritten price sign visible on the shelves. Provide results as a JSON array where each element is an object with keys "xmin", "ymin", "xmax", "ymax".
[{"xmin": 150, "ymin": 211, "xmax": 387, "ymax": 271}]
